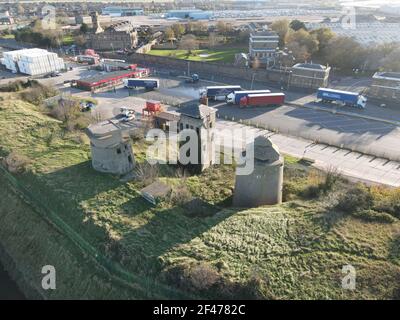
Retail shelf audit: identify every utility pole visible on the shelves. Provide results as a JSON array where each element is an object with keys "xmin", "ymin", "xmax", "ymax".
[{"xmin": 251, "ymin": 73, "xmax": 256, "ymax": 90}]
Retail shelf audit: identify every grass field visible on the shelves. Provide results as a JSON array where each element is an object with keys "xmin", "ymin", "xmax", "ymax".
[
  {"xmin": 0, "ymin": 34, "xmax": 15, "ymax": 40},
  {"xmin": 1, "ymin": 92, "xmax": 400, "ymax": 299},
  {"xmin": 147, "ymin": 48, "xmax": 245, "ymax": 64},
  {"xmin": 62, "ymin": 35, "xmax": 74, "ymax": 46}
]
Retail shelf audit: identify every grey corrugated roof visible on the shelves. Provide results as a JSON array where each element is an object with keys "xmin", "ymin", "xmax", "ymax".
[
  {"xmin": 179, "ymin": 104, "xmax": 216, "ymax": 119},
  {"xmin": 375, "ymin": 72, "xmax": 400, "ymax": 80},
  {"xmin": 293, "ymin": 63, "xmax": 326, "ymax": 70}
]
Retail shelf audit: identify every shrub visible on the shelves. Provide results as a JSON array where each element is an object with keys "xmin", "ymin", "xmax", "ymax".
[
  {"xmin": 187, "ymin": 263, "xmax": 220, "ymax": 291},
  {"xmin": 371, "ymin": 186, "xmax": 400, "ymax": 219},
  {"xmin": 321, "ymin": 167, "xmax": 340, "ymax": 193},
  {"xmin": 300, "ymin": 184, "xmax": 322, "ymax": 199},
  {"xmin": 19, "ymin": 81, "xmax": 58, "ymax": 105},
  {"xmin": 2, "ymin": 151, "xmax": 31, "ymax": 173},
  {"xmin": 162, "ymin": 262, "xmax": 270, "ymax": 299},
  {"xmin": 336, "ymin": 184, "xmax": 374, "ymax": 214},
  {"xmin": 183, "ymin": 198, "xmax": 219, "ymax": 217},
  {"xmin": 49, "ymin": 100, "xmax": 80, "ymax": 122},
  {"xmin": 282, "ymin": 181, "xmax": 303, "ymax": 201},
  {"xmin": 353, "ymin": 209, "xmax": 397, "ymax": 224},
  {"xmin": 134, "ymin": 162, "xmax": 159, "ymax": 187},
  {"xmin": 0, "ymin": 80, "xmax": 25, "ymax": 92},
  {"xmin": 170, "ymin": 182, "xmax": 193, "ymax": 206},
  {"xmin": 300, "ymin": 168, "xmax": 340, "ymax": 199},
  {"xmin": 66, "ymin": 115, "xmax": 91, "ymax": 131}
]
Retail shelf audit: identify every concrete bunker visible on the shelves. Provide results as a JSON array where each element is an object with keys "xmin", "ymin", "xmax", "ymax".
[{"xmin": 233, "ymin": 134, "xmax": 284, "ymax": 207}]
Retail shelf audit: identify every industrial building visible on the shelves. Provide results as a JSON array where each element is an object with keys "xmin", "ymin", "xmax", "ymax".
[
  {"xmin": 86, "ymin": 16, "xmax": 139, "ymax": 51},
  {"xmin": 368, "ymin": 72, "xmax": 400, "ymax": 103},
  {"xmin": 289, "ymin": 63, "xmax": 331, "ymax": 90},
  {"xmin": 102, "ymin": 6, "xmax": 144, "ymax": 17},
  {"xmin": 248, "ymin": 23, "xmax": 280, "ymax": 66},
  {"xmin": 75, "ymin": 70, "xmax": 141, "ymax": 91},
  {"xmin": 166, "ymin": 9, "xmax": 212, "ymax": 20},
  {"xmin": 2, "ymin": 48, "xmax": 65, "ymax": 76}
]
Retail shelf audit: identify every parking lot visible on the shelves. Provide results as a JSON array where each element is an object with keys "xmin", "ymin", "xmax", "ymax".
[
  {"xmin": 2, "ymin": 64, "xmax": 400, "ymax": 185},
  {"xmin": 2, "ymin": 61, "xmax": 400, "ymax": 162},
  {"xmin": 215, "ymin": 103, "xmax": 400, "ymax": 159},
  {"xmin": 56, "ymin": 70, "xmax": 400, "ymax": 161}
]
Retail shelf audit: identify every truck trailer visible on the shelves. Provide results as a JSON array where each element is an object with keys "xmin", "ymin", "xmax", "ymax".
[
  {"xmin": 123, "ymin": 78, "xmax": 159, "ymax": 90},
  {"xmin": 226, "ymin": 89, "xmax": 271, "ymax": 104},
  {"xmin": 201, "ymin": 85, "xmax": 242, "ymax": 101},
  {"xmin": 317, "ymin": 88, "xmax": 367, "ymax": 108},
  {"xmin": 240, "ymin": 93, "xmax": 285, "ymax": 108}
]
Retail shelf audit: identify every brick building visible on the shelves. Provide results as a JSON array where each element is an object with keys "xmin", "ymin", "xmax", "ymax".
[
  {"xmin": 289, "ymin": 63, "xmax": 331, "ymax": 90},
  {"xmin": 87, "ymin": 14, "xmax": 138, "ymax": 51},
  {"xmin": 368, "ymin": 72, "xmax": 400, "ymax": 103},
  {"xmin": 248, "ymin": 23, "xmax": 279, "ymax": 67}
]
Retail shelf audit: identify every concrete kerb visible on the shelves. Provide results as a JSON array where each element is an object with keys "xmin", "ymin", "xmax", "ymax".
[{"xmin": 221, "ymin": 112, "xmax": 397, "ymax": 164}]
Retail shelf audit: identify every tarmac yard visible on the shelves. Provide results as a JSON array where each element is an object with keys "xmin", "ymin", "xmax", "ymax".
[
  {"xmin": 214, "ymin": 103, "xmax": 400, "ymax": 159},
  {"xmin": 67, "ymin": 73, "xmax": 400, "ymax": 162}
]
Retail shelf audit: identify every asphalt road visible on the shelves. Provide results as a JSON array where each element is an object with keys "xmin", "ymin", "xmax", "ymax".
[
  {"xmin": 62, "ymin": 73, "xmax": 400, "ymax": 162},
  {"xmin": 3, "ymin": 65, "xmax": 398, "ymax": 162},
  {"xmin": 68, "ymin": 82, "xmax": 400, "ymax": 187}
]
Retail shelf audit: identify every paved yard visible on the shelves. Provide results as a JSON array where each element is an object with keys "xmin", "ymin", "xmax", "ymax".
[{"xmin": 62, "ymin": 78, "xmax": 400, "ymax": 187}]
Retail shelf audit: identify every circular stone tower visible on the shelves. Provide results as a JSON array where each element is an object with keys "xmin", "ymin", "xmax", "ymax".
[{"xmin": 233, "ymin": 134, "xmax": 284, "ymax": 207}]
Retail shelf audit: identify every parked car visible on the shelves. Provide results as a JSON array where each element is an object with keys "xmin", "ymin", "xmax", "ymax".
[
  {"xmin": 120, "ymin": 107, "xmax": 135, "ymax": 122},
  {"xmin": 80, "ymin": 101, "xmax": 96, "ymax": 112},
  {"xmin": 49, "ymin": 71, "xmax": 62, "ymax": 77}
]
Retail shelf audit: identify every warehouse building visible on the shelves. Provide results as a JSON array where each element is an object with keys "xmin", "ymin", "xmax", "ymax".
[
  {"xmin": 166, "ymin": 9, "xmax": 212, "ymax": 20},
  {"xmin": 368, "ymin": 72, "xmax": 400, "ymax": 103},
  {"xmin": 102, "ymin": 6, "xmax": 144, "ymax": 17},
  {"xmin": 76, "ymin": 70, "xmax": 141, "ymax": 92},
  {"xmin": 289, "ymin": 63, "xmax": 331, "ymax": 90},
  {"xmin": 2, "ymin": 48, "xmax": 65, "ymax": 76}
]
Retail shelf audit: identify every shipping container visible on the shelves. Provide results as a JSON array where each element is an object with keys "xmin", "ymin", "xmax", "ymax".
[
  {"xmin": 201, "ymin": 85, "xmax": 242, "ymax": 100},
  {"xmin": 123, "ymin": 78, "xmax": 159, "ymax": 90},
  {"xmin": 226, "ymin": 89, "xmax": 271, "ymax": 104},
  {"xmin": 317, "ymin": 88, "xmax": 367, "ymax": 108},
  {"xmin": 240, "ymin": 93, "xmax": 285, "ymax": 107}
]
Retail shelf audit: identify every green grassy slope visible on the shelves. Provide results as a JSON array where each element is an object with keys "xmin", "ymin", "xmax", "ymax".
[{"xmin": 1, "ymin": 94, "xmax": 400, "ymax": 299}]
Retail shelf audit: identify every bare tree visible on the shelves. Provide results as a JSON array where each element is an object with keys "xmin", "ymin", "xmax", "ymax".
[
  {"xmin": 171, "ymin": 23, "xmax": 186, "ymax": 39},
  {"xmin": 252, "ymin": 57, "xmax": 261, "ymax": 70},
  {"xmin": 208, "ymin": 32, "xmax": 217, "ymax": 48},
  {"xmin": 179, "ymin": 34, "xmax": 199, "ymax": 56},
  {"xmin": 74, "ymin": 35, "xmax": 87, "ymax": 47},
  {"xmin": 164, "ymin": 27, "xmax": 175, "ymax": 43}
]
